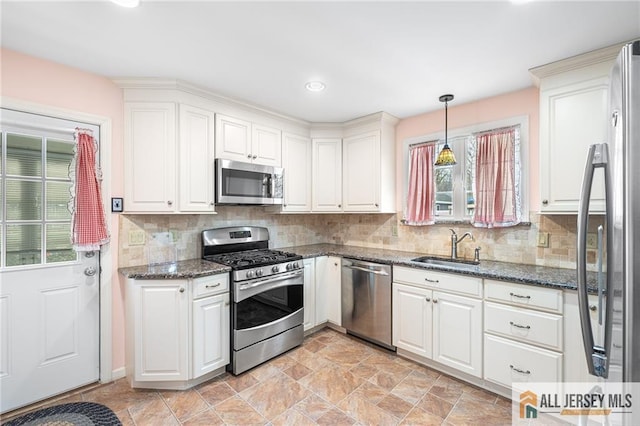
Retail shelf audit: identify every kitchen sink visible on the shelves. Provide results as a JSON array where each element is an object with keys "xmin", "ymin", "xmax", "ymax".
[{"xmin": 411, "ymin": 256, "xmax": 480, "ymax": 271}]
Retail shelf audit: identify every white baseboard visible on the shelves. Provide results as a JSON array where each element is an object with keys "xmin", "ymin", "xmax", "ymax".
[{"xmin": 110, "ymin": 367, "xmax": 126, "ymax": 381}]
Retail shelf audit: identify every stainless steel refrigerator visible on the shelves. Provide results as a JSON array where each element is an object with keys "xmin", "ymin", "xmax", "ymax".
[{"xmin": 577, "ymin": 40, "xmax": 640, "ymax": 384}]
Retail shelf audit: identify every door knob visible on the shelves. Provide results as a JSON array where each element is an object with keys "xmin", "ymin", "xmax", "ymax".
[{"xmin": 84, "ymin": 267, "xmax": 97, "ymax": 276}]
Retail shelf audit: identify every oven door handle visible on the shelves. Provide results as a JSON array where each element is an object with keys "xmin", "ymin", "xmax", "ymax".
[{"xmin": 239, "ymin": 269, "xmax": 303, "ymax": 290}]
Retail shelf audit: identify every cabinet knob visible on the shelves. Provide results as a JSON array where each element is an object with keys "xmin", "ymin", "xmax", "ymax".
[
  {"xmin": 542, "ymin": 199, "xmax": 549, "ymax": 205},
  {"xmin": 590, "ymin": 305, "xmax": 597, "ymax": 311},
  {"xmin": 338, "ymin": 204, "xmax": 342, "ymax": 208},
  {"xmin": 247, "ymin": 154, "xmax": 252, "ymax": 159},
  {"xmin": 425, "ymin": 297, "xmax": 431, "ymax": 302},
  {"xmin": 210, "ymin": 201, "xmax": 214, "ymax": 206},
  {"xmin": 167, "ymin": 200, "xmax": 173, "ymax": 206},
  {"xmin": 252, "ymin": 155, "xmax": 257, "ymax": 159},
  {"xmin": 334, "ymin": 262, "xmax": 338, "ymax": 266},
  {"xmin": 433, "ymin": 299, "xmax": 438, "ymax": 303},
  {"xmin": 375, "ymin": 203, "xmax": 379, "ymax": 207},
  {"xmin": 179, "ymin": 287, "xmax": 185, "ymax": 293}
]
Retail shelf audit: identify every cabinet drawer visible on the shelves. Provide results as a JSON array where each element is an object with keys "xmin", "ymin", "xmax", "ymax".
[
  {"xmin": 394, "ymin": 266, "xmax": 482, "ymax": 297},
  {"xmin": 484, "ymin": 334, "xmax": 562, "ymax": 388},
  {"xmin": 484, "ymin": 302, "xmax": 563, "ymax": 350},
  {"xmin": 485, "ymin": 280, "xmax": 562, "ymax": 313},
  {"xmin": 193, "ymin": 274, "xmax": 229, "ymax": 299}
]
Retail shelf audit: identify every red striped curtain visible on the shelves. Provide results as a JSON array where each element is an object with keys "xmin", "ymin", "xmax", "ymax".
[
  {"xmin": 71, "ymin": 129, "xmax": 109, "ymax": 251},
  {"xmin": 405, "ymin": 143, "xmax": 436, "ymax": 225}
]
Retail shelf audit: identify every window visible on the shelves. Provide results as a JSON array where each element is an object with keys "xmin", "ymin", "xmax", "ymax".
[{"xmin": 403, "ymin": 116, "xmax": 528, "ymax": 225}]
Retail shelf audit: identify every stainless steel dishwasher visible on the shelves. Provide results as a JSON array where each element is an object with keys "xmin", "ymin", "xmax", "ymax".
[{"xmin": 341, "ymin": 258, "xmax": 395, "ymax": 350}]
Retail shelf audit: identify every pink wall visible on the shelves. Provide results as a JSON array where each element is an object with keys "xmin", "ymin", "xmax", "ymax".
[
  {"xmin": 1, "ymin": 48, "xmax": 126, "ymax": 371},
  {"xmin": 395, "ymin": 87, "xmax": 540, "ymax": 211}
]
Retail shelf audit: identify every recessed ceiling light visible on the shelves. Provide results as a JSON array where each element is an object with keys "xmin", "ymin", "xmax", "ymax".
[
  {"xmin": 305, "ymin": 81, "xmax": 326, "ymax": 92},
  {"xmin": 111, "ymin": 0, "xmax": 140, "ymax": 7}
]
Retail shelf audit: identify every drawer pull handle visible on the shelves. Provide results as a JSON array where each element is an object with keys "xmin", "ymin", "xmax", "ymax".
[
  {"xmin": 425, "ymin": 278, "xmax": 439, "ymax": 283},
  {"xmin": 509, "ymin": 292, "xmax": 531, "ymax": 300},
  {"xmin": 510, "ymin": 365, "xmax": 531, "ymax": 375},
  {"xmin": 509, "ymin": 321, "xmax": 531, "ymax": 330},
  {"xmin": 205, "ymin": 283, "xmax": 221, "ymax": 289}
]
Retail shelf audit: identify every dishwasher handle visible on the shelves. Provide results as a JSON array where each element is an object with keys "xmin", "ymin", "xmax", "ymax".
[{"xmin": 342, "ymin": 263, "xmax": 389, "ymax": 276}]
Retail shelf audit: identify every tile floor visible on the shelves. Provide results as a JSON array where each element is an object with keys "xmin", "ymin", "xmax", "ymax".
[{"xmin": 3, "ymin": 328, "xmax": 516, "ymax": 425}]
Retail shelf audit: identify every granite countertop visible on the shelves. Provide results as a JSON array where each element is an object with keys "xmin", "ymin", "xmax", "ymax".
[
  {"xmin": 280, "ymin": 243, "xmax": 598, "ymax": 293},
  {"xmin": 118, "ymin": 259, "xmax": 231, "ymax": 279},
  {"xmin": 118, "ymin": 243, "xmax": 596, "ymax": 293}
]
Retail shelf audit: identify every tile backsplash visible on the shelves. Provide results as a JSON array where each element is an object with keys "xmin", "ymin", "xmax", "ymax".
[{"xmin": 118, "ymin": 207, "xmax": 603, "ymax": 271}]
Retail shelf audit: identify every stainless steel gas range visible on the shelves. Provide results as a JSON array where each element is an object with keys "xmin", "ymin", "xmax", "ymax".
[{"xmin": 201, "ymin": 226, "xmax": 303, "ymax": 375}]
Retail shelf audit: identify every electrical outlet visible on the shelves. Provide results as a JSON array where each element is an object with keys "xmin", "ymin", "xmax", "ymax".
[
  {"xmin": 586, "ymin": 233, "xmax": 598, "ymax": 250},
  {"xmin": 169, "ymin": 229, "xmax": 179, "ymax": 243},
  {"xmin": 391, "ymin": 224, "xmax": 398, "ymax": 237},
  {"xmin": 128, "ymin": 230, "xmax": 145, "ymax": 246},
  {"xmin": 537, "ymin": 232, "xmax": 550, "ymax": 248}
]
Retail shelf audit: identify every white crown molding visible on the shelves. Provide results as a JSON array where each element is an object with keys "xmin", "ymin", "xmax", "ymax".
[{"xmin": 528, "ymin": 41, "xmax": 630, "ymax": 86}]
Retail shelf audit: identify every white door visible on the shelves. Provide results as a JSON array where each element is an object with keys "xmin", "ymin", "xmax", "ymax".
[
  {"xmin": 343, "ymin": 131, "xmax": 380, "ymax": 212},
  {"xmin": 0, "ymin": 110, "xmax": 100, "ymax": 413},
  {"xmin": 392, "ymin": 283, "xmax": 432, "ymax": 358}
]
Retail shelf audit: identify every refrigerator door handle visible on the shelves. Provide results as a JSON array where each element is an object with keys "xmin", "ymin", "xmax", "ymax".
[{"xmin": 577, "ymin": 143, "xmax": 611, "ymax": 378}]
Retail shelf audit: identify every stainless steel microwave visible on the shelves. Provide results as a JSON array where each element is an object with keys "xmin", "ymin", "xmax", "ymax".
[{"xmin": 215, "ymin": 159, "xmax": 284, "ymax": 205}]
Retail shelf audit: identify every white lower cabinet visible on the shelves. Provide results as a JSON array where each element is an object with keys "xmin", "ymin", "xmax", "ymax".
[
  {"xmin": 314, "ymin": 256, "xmax": 341, "ymax": 326},
  {"xmin": 483, "ymin": 280, "xmax": 563, "ymax": 389},
  {"xmin": 192, "ymin": 277, "xmax": 230, "ymax": 378},
  {"xmin": 392, "ymin": 283, "xmax": 432, "ymax": 358},
  {"xmin": 484, "ymin": 334, "xmax": 563, "ymax": 387},
  {"xmin": 303, "ymin": 258, "xmax": 316, "ymax": 331},
  {"xmin": 392, "ymin": 266, "xmax": 483, "ymax": 378},
  {"xmin": 126, "ymin": 273, "xmax": 230, "ymax": 389},
  {"xmin": 130, "ymin": 280, "xmax": 189, "ymax": 382},
  {"xmin": 563, "ymin": 291, "xmax": 601, "ymax": 382}
]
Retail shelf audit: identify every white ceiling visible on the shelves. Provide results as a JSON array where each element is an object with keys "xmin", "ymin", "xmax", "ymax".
[{"xmin": 1, "ymin": 1, "xmax": 639, "ymax": 122}]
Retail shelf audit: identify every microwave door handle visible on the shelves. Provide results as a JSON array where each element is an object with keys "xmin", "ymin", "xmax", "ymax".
[{"xmin": 577, "ymin": 143, "xmax": 611, "ymax": 378}]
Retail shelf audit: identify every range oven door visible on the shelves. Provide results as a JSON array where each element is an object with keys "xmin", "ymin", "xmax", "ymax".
[{"xmin": 232, "ymin": 269, "xmax": 303, "ymax": 350}]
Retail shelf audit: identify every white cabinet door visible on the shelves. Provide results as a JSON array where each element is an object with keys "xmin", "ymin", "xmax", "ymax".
[
  {"xmin": 303, "ymin": 258, "xmax": 316, "ymax": 331},
  {"xmin": 132, "ymin": 280, "xmax": 189, "ymax": 382},
  {"xmin": 392, "ymin": 283, "xmax": 432, "ymax": 359},
  {"xmin": 312, "ymin": 138, "xmax": 342, "ymax": 212},
  {"xmin": 563, "ymin": 291, "xmax": 601, "ymax": 382},
  {"xmin": 192, "ymin": 292, "xmax": 230, "ymax": 378},
  {"xmin": 433, "ymin": 291, "xmax": 482, "ymax": 378},
  {"xmin": 252, "ymin": 124, "xmax": 281, "ymax": 166},
  {"xmin": 343, "ymin": 130, "xmax": 380, "ymax": 212},
  {"xmin": 325, "ymin": 256, "xmax": 342, "ymax": 325},
  {"xmin": 539, "ymin": 74, "xmax": 609, "ymax": 213},
  {"xmin": 215, "ymin": 114, "xmax": 251, "ymax": 162},
  {"xmin": 179, "ymin": 104, "xmax": 215, "ymax": 212},
  {"xmin": 124, "ymin": 102, "xmax": 177, "ymax": 212},
  {"xmin": 282, "ymin": 133, "xmax": 312, "ymax": 212},
  {"xmin": 314, "ymin": 256, "xmax": 328, "ymax": 325}
]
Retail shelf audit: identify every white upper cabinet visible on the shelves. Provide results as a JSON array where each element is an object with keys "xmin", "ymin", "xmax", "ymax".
[
  {"xmin": 124, "ymin": 102, "xmax": 178, "ymax": 212},
  {"xmin": 342, "ymin": 113, "xmax": 398, "ymax": 213},
  {"xmin": 282, "ymin": 133, "xmax": 312, "ymax": 212},
  {"xmin": 215, "ymin": 114, "xmax": 282, "ymax": 166},
  {"xmin": 343, "ymin": 130, "xmax": 380, "ymax": 212},
  {"xmin": 312, "ymin": 138, "xmax": 343, "ymax": 212},
  {"xmin": 531, "ymin": 45, "xmax": 620, "ymax": 214},
  {"xmin": 124, "ymin": 102, "xmax": 215, "ymax": 213},
  {"xmin": 179, "ymin": 104, "xmax": 215, "ymax": 212}
]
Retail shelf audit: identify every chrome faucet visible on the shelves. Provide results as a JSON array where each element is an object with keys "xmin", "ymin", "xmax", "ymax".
[{"xmin": 449, "ymin": 229, "xmax": 473, "ymax": 260}]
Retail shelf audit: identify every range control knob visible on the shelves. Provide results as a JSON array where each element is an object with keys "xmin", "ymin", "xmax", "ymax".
[
  {"xmin": 246, "ymin": 270, "xmax": 255, "ymax": 279},
  {"xmin": 286, "ymin": 263, "xmax": 293, "ymax": 271},
  {"xmin": 271, "ymin": 265, "xmax": 280, "ymax": 273},
  {"xmin": 256, "ymin": 269, "xmax": 263, "ymax": 277},
  {"xmin": 293, "ymin": 262, "xmax": 300, "ymax": 269}
]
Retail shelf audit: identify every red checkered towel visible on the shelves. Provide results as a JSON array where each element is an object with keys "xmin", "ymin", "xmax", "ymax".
[{"xmin": 71, "ymin": 129, "xmax": 109, "ymax": 251}]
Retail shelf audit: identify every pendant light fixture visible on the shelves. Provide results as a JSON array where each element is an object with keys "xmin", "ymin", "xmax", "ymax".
[{"xmin": 434, "ymin": 94, "xmax": 456, "ymax": 166}]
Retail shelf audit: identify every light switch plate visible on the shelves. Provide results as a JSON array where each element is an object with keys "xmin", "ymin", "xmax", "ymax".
[
  {"xmin": 111, "ymin": 197, "xmax": 123, "ymax": 213},
  {"xmin": 586, "ymin": 233, "xmax": 598, "ymax": 250},
  {"xmin": 537, "ymin": 232, "xmax": 550, "ymax": 248}
]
